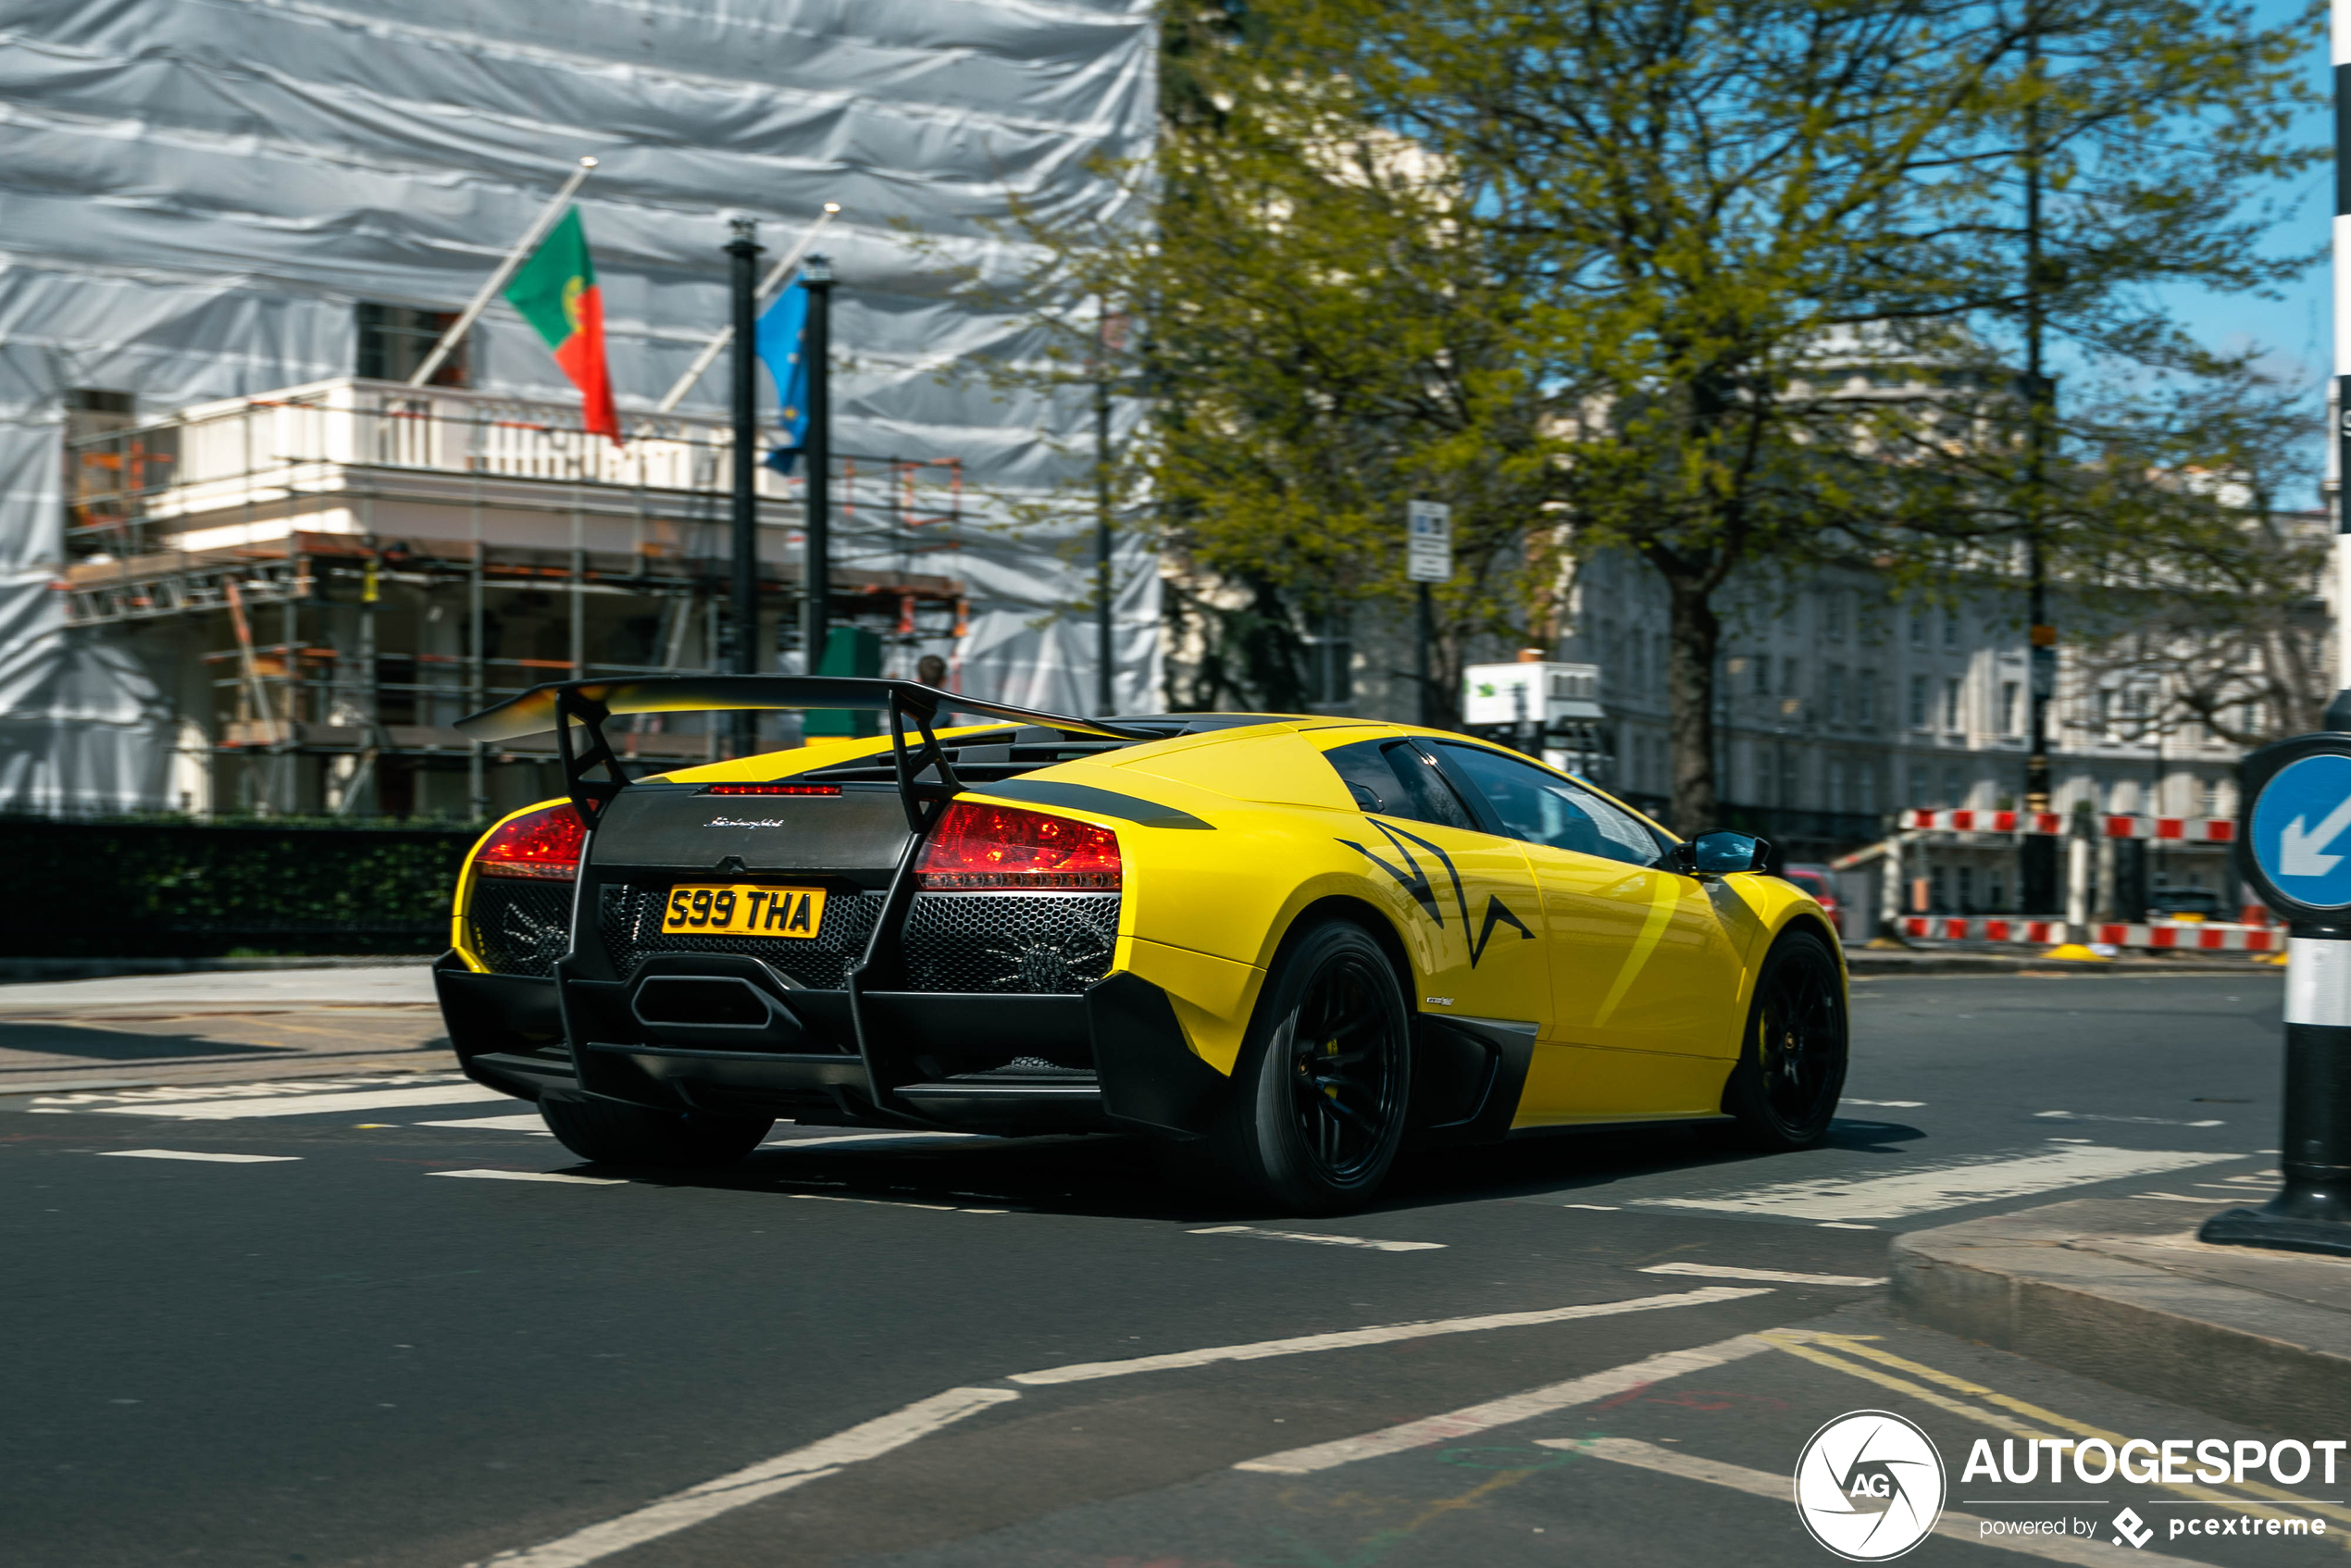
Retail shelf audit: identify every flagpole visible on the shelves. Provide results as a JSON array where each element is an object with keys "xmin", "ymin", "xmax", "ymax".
[
  {"xmin": 653, "ymin": 204, "xmax": 841, "ymax": 414},
  {"xmin": 406, "ymin": 156, "xmax": 600, "ymax": 389}
]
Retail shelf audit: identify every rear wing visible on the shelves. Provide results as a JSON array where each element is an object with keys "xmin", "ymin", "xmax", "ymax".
[{"xmin": 454, "ymin": 676, "xmax": 1162, "ymax": 827}]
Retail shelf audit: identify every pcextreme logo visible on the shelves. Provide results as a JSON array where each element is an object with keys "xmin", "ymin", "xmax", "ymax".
[{"xmin": 1794, "ymin": 1410, "xmax": 1947, "ymax": 1562}]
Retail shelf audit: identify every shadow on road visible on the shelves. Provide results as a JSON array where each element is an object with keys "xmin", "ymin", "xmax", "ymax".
[{"xmin": 599, "ymin": 1112, "xmax": 1929, "ymax": 1224}]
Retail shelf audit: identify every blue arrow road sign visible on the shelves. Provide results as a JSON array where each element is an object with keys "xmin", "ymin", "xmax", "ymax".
[{"xmin": 2250, "ymin": 753, "xmax": 2351, "ymax": 910}]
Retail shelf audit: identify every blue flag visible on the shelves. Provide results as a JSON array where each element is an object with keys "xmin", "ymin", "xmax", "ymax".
[{"xmin": 753, "ymin": 280, "xmax": 811, "ymax": 472}]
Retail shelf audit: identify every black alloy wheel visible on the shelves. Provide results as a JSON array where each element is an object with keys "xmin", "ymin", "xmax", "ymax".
[
  {"xmin": 1723, "ymin": 927, "xmax": 1847, "ymax": 1150},
  {"xmin": 1214, "ymin": 919, "xmax": 1412, "ymax": 1214}
]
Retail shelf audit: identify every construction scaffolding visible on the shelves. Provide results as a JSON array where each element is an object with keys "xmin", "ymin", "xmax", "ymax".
[{"xmin": 62, "ymin": 377, "xmax": 972, "ymax": 819}]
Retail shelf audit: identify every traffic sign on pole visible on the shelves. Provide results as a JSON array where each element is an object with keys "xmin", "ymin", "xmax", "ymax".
[
  {"xmin": 1406, "ymin": 500, "xmax": 1452, "ymax": 584},
  {"xmin": 2202, "ymin": 732, "xmax": 2351, "ymax": 1256}
]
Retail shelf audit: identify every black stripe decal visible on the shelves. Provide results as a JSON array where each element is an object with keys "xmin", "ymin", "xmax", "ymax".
[{"xmin": 969, "ymin": 778, "xmax": 1215, "ymax": 830}]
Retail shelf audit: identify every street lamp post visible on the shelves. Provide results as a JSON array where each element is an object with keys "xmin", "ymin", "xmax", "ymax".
[
  {"xmin": 801, "ymin": 255, "xmax": 835, "ymax": 675},
  {"xmin": 726, "ymin": 219, "xmax": 763, "ymax": 757}
]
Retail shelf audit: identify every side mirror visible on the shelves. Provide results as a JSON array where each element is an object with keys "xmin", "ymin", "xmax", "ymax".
[{"xmin": 1661, "ymin": 830, "xmax": 1771, "ymax": 877}]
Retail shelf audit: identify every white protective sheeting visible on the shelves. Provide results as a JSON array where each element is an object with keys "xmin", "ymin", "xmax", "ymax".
[{"xmin": 0, "ymin": 0, "xmax": 1159, "ymax": 810}]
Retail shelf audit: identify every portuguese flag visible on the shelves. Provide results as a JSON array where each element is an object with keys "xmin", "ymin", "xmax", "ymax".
[{"xmin": 503, "ymin": 207, "xmax": 619, "ymax": 442}]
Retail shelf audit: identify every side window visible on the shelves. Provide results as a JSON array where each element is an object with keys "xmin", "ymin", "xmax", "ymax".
[
  {"xmin": 1321, "ymin": 739, "xmax": 1480, "ymax": 832},
  {"xmin": 1431, "ymin": 742, "xmax": 1662, "ymax": 865}
]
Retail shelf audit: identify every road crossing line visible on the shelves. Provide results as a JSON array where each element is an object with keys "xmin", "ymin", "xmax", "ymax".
[
  {"xmin": 1635, "ymin": 1145, "xmax": 2237, "ymax": 1223},
  {"xmin": 1007, "ymin": 1286, "xmax": 1770, "ymax": 1387},
  {"xmin": 1188, "ymin": 1224, "xmax": 1447, "ymax": 1252},
  {"xmin": 468, "ymin": 1387, "xmax": 1018, "ymax": 1568},
  {"xmin": 94, "ymin": 1149, "xmax": 301, "ymax": 1164},
  {"xmin": 80, "ymin": 1084, "xmax": 510, "ymax": 1120},
  {"xmin": 1636, "ymin": 1262, "xmax": 1886, "ymax": 1287},
  {"xmin": 1540, "ymin": 1438, "xmax": 2212, "ymax": 1565},
  {"xmin": 415, "ymin": 1114, "xmax": 553, "ymax": 1134},
  {"xmin": 1236, "ymin": 1332, "xmax": 1777, "ymax": 1475},
  {"xmin": 428, "ymin": 1169, "xmax": 628, "ymax": 1187},
  {"xmin": 464, "ymin": 1286, "xmax": 1773, "ymax": 1568}
]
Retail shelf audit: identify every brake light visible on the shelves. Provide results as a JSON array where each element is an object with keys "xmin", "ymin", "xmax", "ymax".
[
  {"xmin": 701, "ymin": 784, "xmax": 841, "ymax": 795},
  {"xmin": 916, "ymin": 802, "xmax": 1121, "ymax": 890},
  {"xmin": 474, "ymin": 803, "xmax": 585, "ymax": 880}
]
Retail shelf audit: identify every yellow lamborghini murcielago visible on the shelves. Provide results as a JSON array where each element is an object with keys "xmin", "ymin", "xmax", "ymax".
[{"xmin": 433, "ymin": 677, "xmax": 1847, "ymax": 1213}]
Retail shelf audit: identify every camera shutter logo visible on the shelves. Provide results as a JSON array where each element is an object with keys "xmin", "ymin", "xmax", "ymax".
[{"xmin": 1794, "ymin": 1410, "xmax": 1947, "ymax": 1561}]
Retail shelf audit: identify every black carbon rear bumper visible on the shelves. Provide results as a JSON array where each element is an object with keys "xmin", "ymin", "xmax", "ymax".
[{"xmin": 432, "ymin": 950, "xmax": 1230, "ymax": 1138}]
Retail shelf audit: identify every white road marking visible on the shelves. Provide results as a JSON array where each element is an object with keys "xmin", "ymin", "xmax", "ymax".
[
  {"xmin": 1541, "ymin": 1437, "xmax": 2211, "ymax": 1564},
  {"xmin": 416, "ymin": 1114, "xmax": 554, "ymax": 1134},
  {"xmin": 468, "ymin": 1387, "xmax": 1018, "ymax": 1568},
  {"xmin": 2037, "ymin": 1110, "xmax": 2225, "ymax": 1128},
  {"xmin": 1008, "ymin": 1286, "xmax": 1770, "ymax": 1388},
  {"xmin": 1188, "ymin": 1225, "xmax": 1446, "ymax": 1253},
  {"xmin": 1637, "ymin": 1262, "xmax": 1886, "ymax": 1287},
  {"xmin": 428, "ymin": 1169, "xmax": 628, "ymax": 1187},
  {"xmin": 1236, "ymin": 1332, "xmax": 1775, "ymax": 1475},
  {"xmin": 1636, "ymin": 1145, "xmax": 2236, "ymax": 1223},
  {"xmin": 32, "ymin": 1074, "xmax": 471, "ymax": 1107},
  {"xmin": 87, "ymin": 1085, "xmax": 511, "ymax": 1120},
  {"xmin": 1841, "ymin": 1099, "xmax": 1926, "ymax": 1108},
  {"xmin": 461, "ymin": 1288, "xmax": 1769, "ymax": 1567},
  {"xmin": 95, "ymin": 1149, "xmax": 301, "ymax": 1164},
  {"xmin": 1561, "ymin": 1203, "xmax": 1620, "ymax": 1211},
  {"xmin": 2134, "ymin": 1192, "xmax": 2226, "ymax": 1203},
  {"xmin": 1817, "ymin": 1222, "xmax": 1878, "ymax": 1230},
  {"xmin": 761, "ymin": 1131, "xmax": 986, "ymax": 1149}
]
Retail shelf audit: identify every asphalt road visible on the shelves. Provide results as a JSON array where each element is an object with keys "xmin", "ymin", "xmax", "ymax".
[{"xmin": 4, "ymin": 970, "xmax": 2335, "ymax": 1568}]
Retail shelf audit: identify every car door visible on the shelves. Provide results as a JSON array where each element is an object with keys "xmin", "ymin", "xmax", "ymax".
[
  {"xmin": 1424, "ymin": 740, "xmax": 1750, "ymax": 1123},
  {"xmin": 1318, "ymin": 737, "xmax": 1551, "ymax": 1121}
]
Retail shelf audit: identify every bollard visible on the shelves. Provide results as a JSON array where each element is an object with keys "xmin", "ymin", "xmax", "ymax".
[
  {"xmin": 2063, "ymin": 828, "xmax": 2090, "ymax": 946},
  {"xmin": 2203, "ymin": 737, "xmax": 2351, "ymax": 1257}
]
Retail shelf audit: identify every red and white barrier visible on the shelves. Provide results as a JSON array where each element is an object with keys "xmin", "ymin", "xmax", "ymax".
[
  {"xmin": 1897, "ymin": 810, "xmax": 2234, "ymax": 842},
  {"xmin": 1895, "ymin": 916, "xmax": 2278, "ymax": 952}
]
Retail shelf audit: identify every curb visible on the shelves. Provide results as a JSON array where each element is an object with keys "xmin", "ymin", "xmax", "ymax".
[
  {"xmin": 1889, "ymin": 1198, "xmax": 2351, "ymax": 1433},
  {"xmin": 1844, "ymin": 949, "xmax": 2279, "ymax": 977}
]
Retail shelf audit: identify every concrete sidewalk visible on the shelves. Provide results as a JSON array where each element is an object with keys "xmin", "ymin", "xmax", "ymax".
[
  {"xmin": 1890, "ymin": 1195, "xmax": 2351, "ymax": 1432},
  {"xmin": 0, "ymin": 962, "xmax": 446, "ymax": 1097},
  {"xmin": 0, "ymin": 963, "xmax": 438, "ymax": 1012}
]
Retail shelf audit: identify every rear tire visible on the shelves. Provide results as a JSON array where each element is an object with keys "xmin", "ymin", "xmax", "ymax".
[
  {"xmin": 1209, "ymin": 919, "xmax": 1412, "ymax": 1215},
  {"xmin": 1721, "ymin": 927, "xmax": 1847, "ymax": 1151},
  {"xmin": 539, "ymin": 1092, "xmax": 773, "ymax": 1169}
]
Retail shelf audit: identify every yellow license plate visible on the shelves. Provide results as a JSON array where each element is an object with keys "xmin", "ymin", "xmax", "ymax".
[{"xmin": 662, "ymin": 884, "xmax": 827, "ymax": 939}]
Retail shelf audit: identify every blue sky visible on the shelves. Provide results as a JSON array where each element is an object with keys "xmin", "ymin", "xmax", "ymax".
[{"xmin": 2155, "ymin": 0, "xmax": 2331, "ymax": 394}]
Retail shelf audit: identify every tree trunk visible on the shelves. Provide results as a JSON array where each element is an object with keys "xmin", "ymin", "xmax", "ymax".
[{"xmin": 1664, "ymin": 579, "xmax": 1721, "ymax": 839}]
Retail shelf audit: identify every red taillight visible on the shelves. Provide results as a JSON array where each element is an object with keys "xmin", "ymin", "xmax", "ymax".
[
  {"xmin": 915, "ymin": 802, "xmax": 1121, "ymax": 890},
  {"xmin": 474, "ymin": 803, "xmax": 585, "ymax": 880},
  {"xmin": 701, "ymin": 784, "xmax": 841, "ymax": 795}
]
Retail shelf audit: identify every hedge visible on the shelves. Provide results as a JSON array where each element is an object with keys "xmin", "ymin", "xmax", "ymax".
[{"xmin": 0, "ymin": 816, "xmax": 484, "ymax": 957}]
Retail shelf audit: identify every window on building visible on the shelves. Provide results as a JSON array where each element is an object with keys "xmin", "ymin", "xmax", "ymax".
[
  {"xmin": 1824, "ymin": 591, "xmax": 1847, "ymax": 641},
  {"xmin": 1910, "ymin": 611, "xmax": 1929, "ymax": 649},
  {"xmin": 1943, "ymin": 767, "xmax": 1962, "ymax": 805},
  {"xmin": 1300, "ymin": 612, "xmax": 1352, "ymax": 707},
  {"xmin": 1827, "ymin": 665, "xmax": 1847, "ymax": 725},
  {"xmin": 1754, "ymin": 653, "xmax": 1771, "ymax": 695},
  {"xmin": 1779, "ymin": 747, "xmax": 1800, "ymax": 806},
  {"xmin": 1781, "ymin": 657, "xmax": 1800, "ymax": 696},
  {"xmin": 1943, "ymin": 611, "xmax": 1961, "ymax": 651},
  {"xmin": 1827, "ymin": 756, "xmax": 1847, "ymax": 812},
  {"xmin": 1855, "ymin": 678, "xmax": 1875, "ymax": 729},
  {"xmin": 1999, "ymin": 680, "xmax": 2020, "ymax": 735},
  {"xmin": 1908, "ymin": 674, "xmax": 1929, "ymax": 729},
  {"xmin": 356, "ymin": 302, "xmax": 469, "ymax": 387},
  {"xmin": 1858, "ymin": 766, "xmax": 1878, "ymax": 815},
  {"xmin": 1910, "ymin": 765, "xmax": 1933, "ymax": 806},
  {"xmin": 1942, "ymin": 677, "xmax": 1962, "ymax": 731}
]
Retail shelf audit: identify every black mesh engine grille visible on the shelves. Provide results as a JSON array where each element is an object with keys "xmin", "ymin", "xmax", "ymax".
[
  {"xmin": 901, "ymin": 892, "xmax": 1119, "ymax": 994},
  {"xmin": 471, "ymin": 878, "xmax": 575, "ymax": 977},
  {"xmin": 597, "ymin": 884, "xmax": 884, "ymax": 989}
]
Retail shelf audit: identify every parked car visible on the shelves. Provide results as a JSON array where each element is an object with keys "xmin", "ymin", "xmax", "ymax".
[{"xmin": 1783, "ymin": 864, "xmax": 1845, "ymax": 932}]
